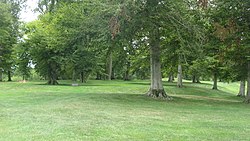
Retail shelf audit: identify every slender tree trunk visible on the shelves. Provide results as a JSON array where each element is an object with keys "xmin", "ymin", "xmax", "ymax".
[
  {"xmin": 124, "ymin": 62, "xmax": 130, "ymax": 81},
  {"xmin": 96, "ymin": 73, "xmax": 98, "ymax": 80},
  {"xmin": 193, "ymin": 75, "xmax": 201, "ymax": 83},
  {"xmin": 96, "ymin": 73, "xmax": 102, "ymax": 80},
  {"xmin": 80, "ymin": 72, "xmax": 84, "ymax": 83},
  {"xmin": 219, "ymin": 78, "xmax": 222, "ymax": 82},
  {"xmin": 0, "ymin": 69, "xmax": 2, "ymax": 82},
  {"xmin": 212, "ymin": 73, "xmax": 218, "ymax": 90},
  {"xmin": 72, "ymin": 70, "xmax": 77, "ymax": 82},
  {"xmin": 168, "ymin": 71, "xmax": 174, "ymax": 82},
  {"xmin": 245, "ymin": 60, "xmax": 250, "ymax": 103},
  {"xmin": 111, "ymin": 68, "xmax": 115, "ymax": 80},
  {"xmin": 192, "ymin": 75, "xmax": 196, "ymax": 83},
  {"xmin": 168, "ymin": 74, "xmax": 172, "ymax": 82},
  {"xmin": 0, "ymin": 56, "xmax": 2, "ymax": 82},
  {"xmin": 146, "ymin": 28, "xmax": 170, "ymax": 99},
  {"xmin": 107, "ymin": 51, "xmax": 112, "ymax": 80},
  {"xmin": 177, "ymin": 64, "xmax": 183, "ymax": 88},
  {"xmin": 237, "ymin": 80, "xmax": 245, "ymax": 97},
  {"xmin": 7, "ymin": 70, "xmax": 11, "ymax": 81},
  {"xmin": 196, "ymin": 76, "xmax": 201, "ymax": 83},
  {"xmin": 124, "ymin": 70, "xmax": 129, "ymax": 81}
]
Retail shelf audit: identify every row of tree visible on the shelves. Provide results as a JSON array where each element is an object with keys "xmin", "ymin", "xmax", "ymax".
[
  {"xmin": 0, "ymin": 0, "xmax": 249, "ymax": 101},
  {"xmin": 0, "ymin": 0, "xmax": 26, "ymax": 81}
]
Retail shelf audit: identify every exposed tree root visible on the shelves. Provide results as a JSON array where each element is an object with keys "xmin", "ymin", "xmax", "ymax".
[
  {"xmin": 212, "ymin": 87, "xmax": 218, "ymax": 90},
  {"xmin": 237, "ymin": 94, "xmax": 245, "ymax": 97},
  {"xmin": 146, "ymin": 89, "xmax": 172, "ymax": 100},
  {"xmin": 47, "ymin": 80, "xmax": 59, "ymax": 85},
  {"xmin": 244, "ymin": 97, "xmax": 250, "ymax": 104}
]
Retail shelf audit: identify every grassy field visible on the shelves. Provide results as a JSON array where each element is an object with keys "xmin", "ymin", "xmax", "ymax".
[{"xmin": 0, "ymin": 80, "xmax": 249, "ymax": 141}]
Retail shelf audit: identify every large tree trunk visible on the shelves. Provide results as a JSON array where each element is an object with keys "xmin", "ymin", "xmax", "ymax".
[
  {"xmin": 47, "ymin": 76, "xmax": 58, "ymax": 85},
  {"xmin": 47, "ymin": 72, "xmax": 58, "ymax": 85},
  {"xmin": 245, "ymin": 60, "xmax": 250, "ymax": 103},
  {"xmin": 7, "ymin": 70, "xmax": 12, "ymax": 81},
  {"xmin": 177, "ymin": 64, "xmax": 183, "ymax": 88},
  {"xmin": 237, "ymin": 80, "xmax": 245, "ymax": 97},
  {"xmin": 212, "ymin": 73, "xmax": 218, "ymax": 90},
  {"xmin": 146, "ymin": 28, "xmax": 170, "ymax": 99},
  {"xmin": 47, "ymin": 64, "xmax": 58, "ymax": 85}
]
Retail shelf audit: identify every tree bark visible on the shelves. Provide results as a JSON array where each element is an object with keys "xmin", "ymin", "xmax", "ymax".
[
  {"xmin": 107, "ymin": 51, "xmax": 112, "ymax": 80},
  {"xmin": 80, "ymin": 72, "xmax": 84, "ymax": 83},
  {"xmin": 168, "ymin": 71, "xmax": 174, "ymax": 82},
  {"xmin": 72, "ymin": 69, "xmax": 77, "ymax": 82},
  {"xmin": 192, "ymin": 75, "xmax": 196, "ymax": 83},
  {"xmin": 196, "ymin": 76, "xmax": 201, "ymax": 83},
  {"xmin": 47, "ymin": 72, "xmax": 58, "ymax": 85},
  {"xmin": 7, "ymin": 70, "xmax": 12, "ymax": 81},
  {"xmin": 124, "ymin": 62, "xmax": 130, "ymax": 81},
  {"xmin": 212, "ymin": 73, "xmax": 218, "ymax": 90},
  {"xmin": 111, "ymin": 68, "xmax": 115, "ymax": 80},
  {"xmin": 47, "ymin": 64, "xmax": 58, "ymax": 85},
  {"xmin": 177, "ymin": 64, "xmax": 183, "ymax": 88},
  {"xmin": 237, "ymin": 80, "xmax": 245, "ymax": 97},
  {"xmin": 146, "ymin": 28, "xmax": 170, "ymax": 99},
  {"xmin": 0, "ymin": 69, "xmax": 2, "ymax": 82},
  {"xmin": 193, "ymin": 75, "xmax": 201, "ymax": 83},
  {"xmin": 123, "ymin": 70, "xmax": 129, "ymax": 81},
  {"xmin": 0, "ymin": 49, "xmax": 2, "ymax": 82},
  {"xmin": 47, "ymin": 76, "xmax": 58, "ymax": 85},
  {"xmin": 96, "ymin": 73, "xmax": 102, "ymax": 80},
  {"xmin": 245, "ymin": 60, "xmax": 250, "ymax": 103}
]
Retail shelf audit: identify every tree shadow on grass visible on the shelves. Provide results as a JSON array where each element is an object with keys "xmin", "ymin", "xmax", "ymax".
[
  {"xmin": 170, "ymin": 95, "xmax": 243, "ymax": 105},
  {"xmin": 78, "ymin": 92, "xmax": 243, "ymax": 107},
  {"xmin": 22, "ymin": 89, "xmax": 244, "ymax": 108},
  {"xmin": 32, "ymin": 80, "xmax": 243, "ymax": 105},
  {"xmin": 127, "ymin": 81, "xmax": 212, "ymax": 88},
  {"xmin": 128, "ymin": 82, "xmax": 180, "ymax": 87},
  {"xmin": 34, "ymin": 83, "xmax": 121, "ymax": 87},
  {"xmin": 162, "ymin": 81, "xmax": 212, "ymax": 87},
  {"xmin": 126, "ymin": 82, "xmax": 150, "ymax": 86}
]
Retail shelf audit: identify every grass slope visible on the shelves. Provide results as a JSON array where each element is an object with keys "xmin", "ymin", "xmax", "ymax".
[{"xmin": 0, "ymin": 80, "xmax": 249, "ymax": 141}]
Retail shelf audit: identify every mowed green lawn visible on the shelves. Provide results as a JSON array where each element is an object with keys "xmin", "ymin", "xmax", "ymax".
[{"xmin": 0, "ymin": 80, "xmax": 249, "ymax": 141}]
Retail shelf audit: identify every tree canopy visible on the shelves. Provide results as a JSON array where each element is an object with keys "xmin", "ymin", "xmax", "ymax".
[{"xmin": 1, "ymin": 0, "xmax": 249, "ymax": 102}]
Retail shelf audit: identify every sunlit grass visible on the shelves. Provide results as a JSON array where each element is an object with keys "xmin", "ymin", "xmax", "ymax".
[{"xmin": 0, "ymin": 80, "xmax": 249, "ymax": 141}]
